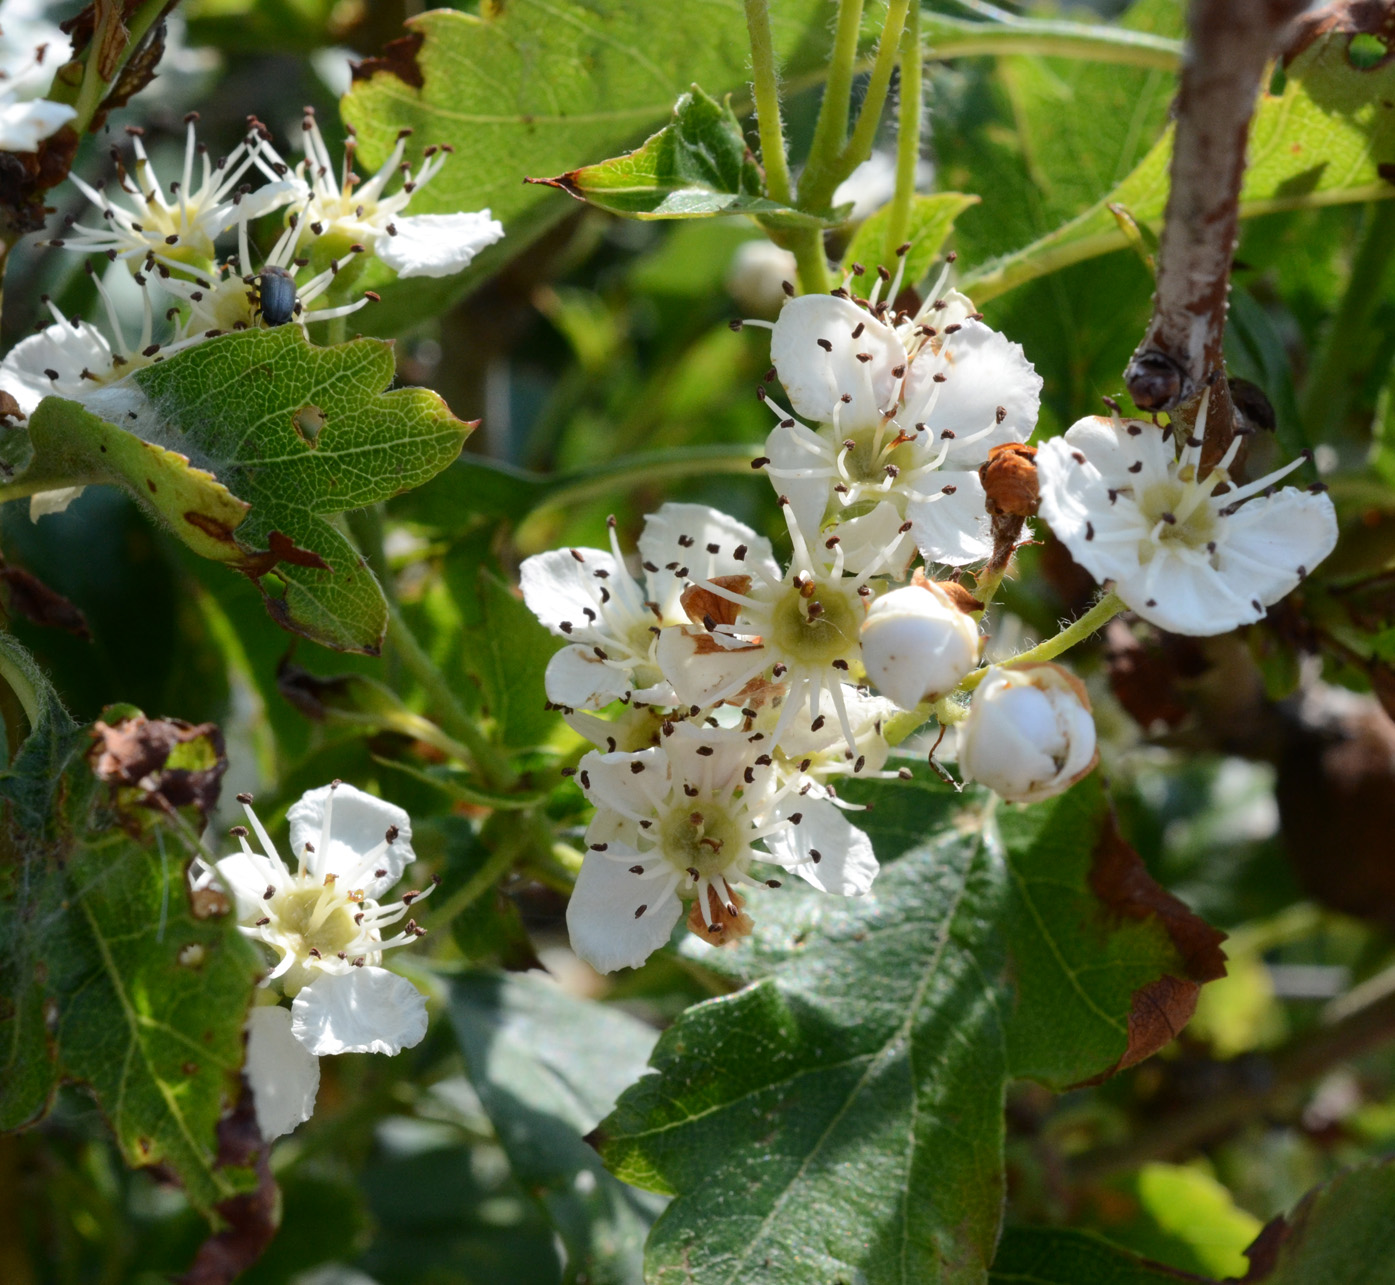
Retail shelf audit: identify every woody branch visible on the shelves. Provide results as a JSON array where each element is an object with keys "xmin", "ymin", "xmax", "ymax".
[{"xmin": 1123, "ymin": 0, "xmax": 1306, "ymax": 464}]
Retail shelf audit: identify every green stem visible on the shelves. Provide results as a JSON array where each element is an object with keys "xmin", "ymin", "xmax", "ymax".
[
  {"xmin": 920, "ymin": 13, "xmax": 1181, "ymax": 69},
  {"xmin": 798, "ymin": 0, "xmax": 866, "ymax": 209},
  {"xmin": 787, "ymin": 226, "xmax": 832, "ymax": 295},
  {"xmin": 959, "ymin": 592, "xmax": 1125, "ymax": 691},
  {"xmin": 1300, "ymin": 200, "xmax": 1395, "ymax": 440},
  {"xmin": 424, "ymin": 824, "xmax": 531, "ymax": 930},
  {"xmin": 884, "ymin": 1, "xmax": 922, "ymax": 262},
  {"xmin": 743, "ymin": 0, "xmax": 794, "ymax": 207},
  {"xmin": 534, "ymin": 444, "xmax": 761, "ymax": 513},
  {"xmin": 836, "ymin": 0, "xmax": 911, "ymax": 196},
  {"xmin": 385, "ymin": 598, "xmax": 515, "ymax": 790}
]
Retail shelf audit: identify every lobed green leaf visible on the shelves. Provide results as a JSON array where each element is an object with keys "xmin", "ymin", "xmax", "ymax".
[{"xmin": 598, "ymin": 773, "xmax": 1225, "ymax": 1285}]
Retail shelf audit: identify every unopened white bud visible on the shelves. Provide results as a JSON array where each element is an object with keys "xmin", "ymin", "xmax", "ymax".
[
  {"xmin": 726, "ymin": 239, "xmax": 799, "ymax": 316},
  {"xmin": 958, "ymin": 663, "xmax": 1097, "ymax": 804},
  {"xmin": 860, "ymin": 581, "xmax": 980, "ymax": 711}
]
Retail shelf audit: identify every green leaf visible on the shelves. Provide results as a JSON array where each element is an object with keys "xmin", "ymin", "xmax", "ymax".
[
  {"xmin": 8, "ymin": 329, "xmax": 471, "ymax": 654},
  {"xmin": 1078, "ymin": 1164, "xmax": 1263, "ymax": 1278},
  {"xmin": 8, "ymin": 397, "xmax": 252, "ymax": 566},
  {"xmin": 989, "ymin": 1227, "xmax": 1209, "ymax": 1283},
  {"xmin": 597, "ymin": 773, "xmax": 1226, "ymax": 1285},
  {"xmin": 531, "ymin": 86, "xmax": 826, "ymax": 224},
  {"xmin": 448, "ymin": 970, "xmax": 666, "ymax": 1285},
  {"xmin": 458, "ymin": 570, "xmax": 563, "ymax": 752},
  {"xmin": 841, "ymin": 192, "xmax": 981, "ymax": 288},
  {"xmin": 0, "ymin": 660, "xmax": 262, "ymax": 1215},
  {"xmin": 1245, "ymin": 1157, "xmax": 1395, "ymax": 1284},
  {"xmin": 339, "ymin": 0, "xmax": 845, "ymax": 329},
  {"xmin": 963, "ymin": 28, "xmax": 1395, "ymax": 303}
]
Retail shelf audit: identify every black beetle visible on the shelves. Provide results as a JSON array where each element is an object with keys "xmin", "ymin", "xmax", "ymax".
[{"xmin": 254, "ymin": 265, "xmax": 298, "ymax": 327}]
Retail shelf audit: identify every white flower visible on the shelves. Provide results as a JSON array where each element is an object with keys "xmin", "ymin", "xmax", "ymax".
[
  {"xmin": 520, "ymin": 504, "xmax": 777, "ymax": 711},
  {"xmin": 958, "ymin": 663, "xmax": 1098, "ymax": 803},
  {"xmin": 0, "ymin": 269, "xmax": 179, "ymax": 519},
  {"xmin": 655, "ymin": 495, "xmax": 905, "ymax": 751},
  {"xmin": 157, "ymin": 203, "xmax": 374, "ymax": 337},
  {"xmin": 746, "ymin": 280, "xmax": 1041, "ymax": 566},
  {"xmin": 860, "ymin": 578, "xmax": 980, "ymax": 711},
  {"xmin": 1036, "ymin": 395, "xmax": 1338, "ymax": 636},
  {"xmin": 211, "ymin": 781, "xmax": 434, "ymax": 1073},
  {"xmin": 283, "ymin": 108, "xmax": 504, "ymax": 278},
  {"xmin": 566, "ymin": 723, "xmax": 876, "ymax": 972},
  {"xmin": 0, "ymin": 95, "xmax": 73, "ymax": 151},
  {"xmin": 43, "ymin": 114, "xmax": 298, "ymax": 266},
  {"xmin": 0, "ymin": 5, "xmax": 75, "ymax": 152}
]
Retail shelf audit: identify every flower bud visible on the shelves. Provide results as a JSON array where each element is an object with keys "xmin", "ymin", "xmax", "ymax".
[
  {"xmin": 958, "ymin": 662, "xmax": 1098, "ymax": 804},
  {"xmin": 860, "ymin": 580, "xmax": 980, "ymax": 711}
]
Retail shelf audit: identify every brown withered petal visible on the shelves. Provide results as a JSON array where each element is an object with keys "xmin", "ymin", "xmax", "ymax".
[
  {"xmin": 686, "ymin": 887, "xmax": 754, "ymax": 947},
  {"xmin": 679, "ymin": 575, "xmax": 751, "ymax": 628}
]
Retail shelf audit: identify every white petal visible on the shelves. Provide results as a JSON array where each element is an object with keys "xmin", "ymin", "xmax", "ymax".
[
  {"xmin": 640, "ymin": 501, "xmax": 779, "ymax": 620},
  {"xmin": 1117, "ymin": 548, "xmax": 1259, "ymax": 636},
  {"xmin": 958, "ymin": 680, "xmax": 1061, "ymax": 796},
  {"xmin": 0, "ymin": 321, "xmax": 113, "ymax": 415},
  {"xmin": 577, "ymin": 746, "xmax": 669, "ymax": 816},
  {"xmin": 245, "ymin": 1005, "xmax": 320, "ymax": 1140},
  {"xmin": 1035, "ymin": 437, "xmax": 1145, "ymax": 585},
  {"xmin": 566, "ymin": 849, "xmax": 682, "ymax": 973},
  {"xmin": 775, "ymin": 684, "xmax": 898, "ymax": 761},
  {"xmin": 200, "ymin": 178, "xmax": 303, "ymax": 240},
  {"xmin": 1216, "ymin": 487, "xmax": 1337, "ymax": 610},
  {"xmin": 828, "ymin": 499, "xmax": 915, "ymax": 577},
  {"xmin": 287, "ymin": 783, "xmax": 413, "ymax": 897},
  {"xmin": 0, "ymin": 98, "xmax": 76, "ymax": 152},
  {"xmin": 764, "ymin": 799, "xmax": 878, "ymax": 896},
  {"xmin": 655, "ymin": 625, "xmax": 768, "ymax": 709},
  {"xmin": 291, "ymin": 967, "xmax": 428, "ymax": 1056},
  {"xmin": 544, "ymin": 643, "xmax": 636, "ymax": 709},
  {"xmin": 762, "ymin": 419, "xmax": 834, "ymax": 542},
  {"xmin": 519, "ymin": 546, "xmax": 619, "ymax": 635},
  {"xmin": 28, "ymin": 486, "xmax": 86, "ymax": 520},
  {"xmin": 901, "ymin": 322, "xmax": 1041, "ymax": 465},
  {"xmin": 905, "ymin": 471, "xmax": 993, "ymax": 566},
  {"xmin": 663, "ymin": 721, "xmax": 763, "ymax": 795},
  {"xmin": 214, "ymin": 850, "xmax": 282, "ymax": 920},
  {"xmin": 770, "ymin": 294, "xmax": 906, "ymax": 427},
  {"xmin": 376, "ymin": 211, "xmax": 505, "ymax": 278},
  {"xmin": 1060, "ymin": 414, "xmax": 1174, "ymax": 490}
]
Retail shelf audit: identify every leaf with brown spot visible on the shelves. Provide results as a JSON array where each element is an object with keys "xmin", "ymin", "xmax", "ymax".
[{"xmin": 599, "ymin": 772, "xmax": 1225, "ymax": 1282}]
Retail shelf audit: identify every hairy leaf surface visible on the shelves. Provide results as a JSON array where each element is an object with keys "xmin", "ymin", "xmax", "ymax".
[{"xmin": 598, "ymin": 773, "xmax": 1225, "ymax": 1285}]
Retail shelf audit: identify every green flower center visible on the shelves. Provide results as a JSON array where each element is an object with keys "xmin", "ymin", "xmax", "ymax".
[
  {"xmin": 656, "ymin": 800, "xmax": 745, "ymax": 879},
  {"xmin": 768, "ymin": 580, "xmax": 862, "ymax": 667},
  {"xmin": 1137, "ymin": 478, "xmax": 1218, "ymax": 556},
  {"xmin": 271, "ymin": 883, "xmax": 361, "ymax": 959}
]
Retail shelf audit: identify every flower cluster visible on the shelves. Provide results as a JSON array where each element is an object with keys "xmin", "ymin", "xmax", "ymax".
[
  {"xmin": 2, "ymin": 108, "xmax": 503, "ymax": 518},
  {"xmin": 194, "ymin": 781, "xmax": 435, "ymax": 1140},
  {"xmin": 524, "ymin": 256, "xmax": 1341, "ymax": 977},
  {"xmin": 522, "ymin": 257, "xmax": 1063, "ymax": 973}
]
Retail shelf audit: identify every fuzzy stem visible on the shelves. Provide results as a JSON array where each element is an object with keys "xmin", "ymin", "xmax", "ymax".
[
  {"xmin": 798, "ymin": 0, "xmax": 867, "ymax": 208},
  {"xmin": 836, "ymin": 0, "xmax": 911, "ymax": 197},
  {"xmin": 788, "ymin": 228, "xmax": 832, "ymax": 295},
  {"xmin": 744, "ymin": 0, "xmax": 795, "ymax": 207},
  {"xmin": 423, "ymin": 824, "xmax": 532, "ymax": 930},
  {"xmin": 959, "ymin": 592, "xmax": 1125, "ymax": 691},
  {"xmin": 884, "ymin": 1, "xmax": 923, "ymax": 262}
]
